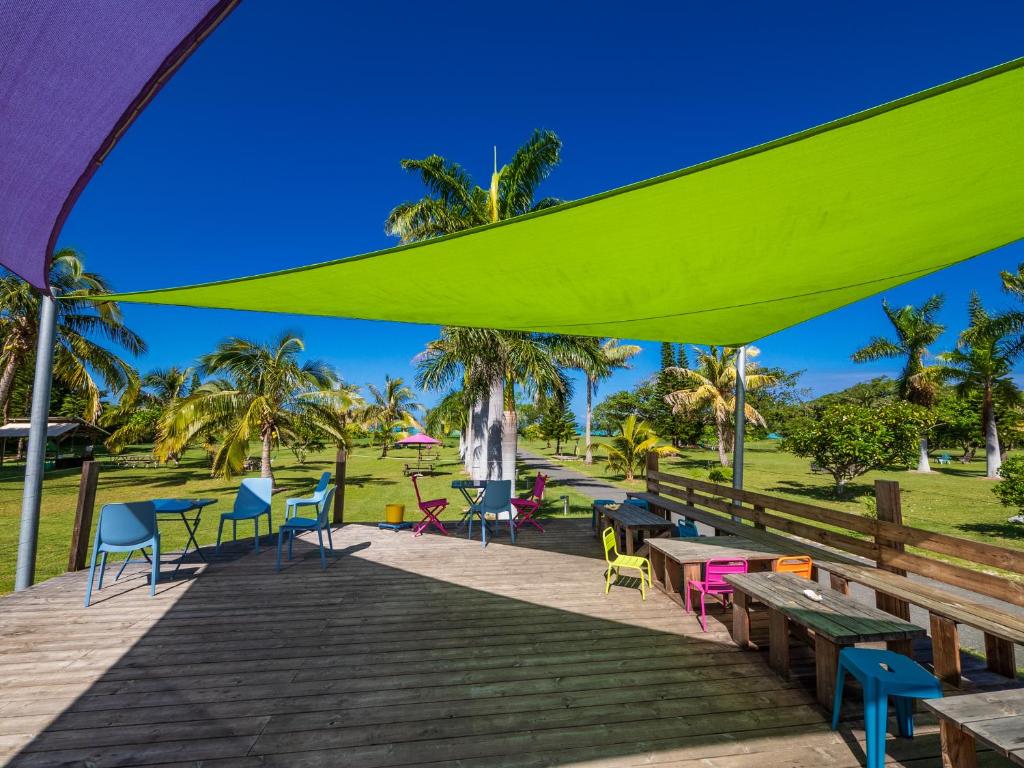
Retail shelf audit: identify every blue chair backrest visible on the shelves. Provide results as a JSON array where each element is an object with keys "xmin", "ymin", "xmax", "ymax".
[
  {"xmin": 676, "ymin": 520, "xmax": 699, "ymax": 538},
  {"xmin": 481, "ymin": 480, "xmax": 512, "ymax": 513},
  {"xmin": 235, "ymin": 478, "xmax": 272, "ymax": 514},
  {"xmin": 316, "ymin": 486, "xmax": 337, "ymax": 527},
  {"xmin": 98, "ymin": 502, "xmax": 157, "ymax": 547},
  {"xmin": 314, "ymin": 471, "xmax": 331, "ymax": 494}
]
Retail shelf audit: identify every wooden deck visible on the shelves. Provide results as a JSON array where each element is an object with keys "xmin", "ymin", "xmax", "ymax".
[{"xmin": 0, "ymin": 519, "xmax": 1012, "ymax": 767}]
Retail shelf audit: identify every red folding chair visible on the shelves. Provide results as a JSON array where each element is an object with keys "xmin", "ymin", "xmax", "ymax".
[
  {"xmin": 511, "ymin": 473, "xmax": 548, "ymax": 532},
  {"xmin": 411, "ymin": 474, "xmax": 449, "ymax": 536}
]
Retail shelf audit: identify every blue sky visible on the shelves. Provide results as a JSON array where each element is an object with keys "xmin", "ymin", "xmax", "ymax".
[{"xmin": 59, "ymin": 1, "xmax": 1024, "ymax": 417}]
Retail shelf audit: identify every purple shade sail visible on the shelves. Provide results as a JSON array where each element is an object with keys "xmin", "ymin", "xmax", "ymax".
[{"xmin": 0, "ymin": 0, "xmax": 238, "ymax": 292}]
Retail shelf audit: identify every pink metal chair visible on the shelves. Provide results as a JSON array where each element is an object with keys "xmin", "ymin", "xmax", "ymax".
[
  {"xmin": 411, "ymin": 474, "xmax": 449, "ymax": 536},
  {"xmin": 685, "ymin": 558, "xmax": 748, "ymax": 632},
  {"xmin": 511, "ymin": 473, "xmax": 548, "ymax": 532}
]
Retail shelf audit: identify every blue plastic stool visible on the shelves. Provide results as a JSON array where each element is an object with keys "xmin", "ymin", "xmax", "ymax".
[
  {"xmin": 831, "ymin": 648, "xmax": 942, "ymax": 768},
  {"xmin": 592, "ymin": 499, "xmax": 616, "ymax": 530},
  {"xmin": 676, "ymin": 520, "xmax": 699, "ymax": 537},
  {"xmin": 627, "ymin": 497, "xmax": 650, "ymax": 511}
]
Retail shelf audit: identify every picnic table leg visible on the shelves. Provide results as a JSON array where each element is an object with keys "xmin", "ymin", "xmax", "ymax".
[
  {"xmin": 648, "ymin": 548, "xmax": 664, "ymax": 591},
  {"xmin": 664, "ymin": 557, "xmax": 683, "ymax": 605},
  {"xmin": 939, "ymin": 719, "xmax": 977, "ymax": 768},
  {"xmin": 732, "ymin": 590, "xmax": 751, "ymax": 649},
  {"xmin": 814, "ymin": 637, "xmax": 840, "ymax": 711},
  {"xmin": 983, "ymin": 632, "xmax": 1017, "ymax": 679},
  {"xmin": 829, "ymin": 574, "xmax": 849, "ymax": 595},
  {"xmin": 768, "ymin": 608, "xmax": 790, "ymax": 678},
  {"xmin": 682, "ymin": 563, "xmax": 700, "ymax": 613},
  {"xmin": 623, "ymin": 524, "xmax": 635, "ymax": 555},
  {"xmin": 930, "ymin": 614, "xmax": 962, "ymax": 686}
]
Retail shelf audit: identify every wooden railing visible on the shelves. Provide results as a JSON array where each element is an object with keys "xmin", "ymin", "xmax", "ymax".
[{"xmin": 643, "ymin": 454, "xmax": 1024, "ymax": 609}]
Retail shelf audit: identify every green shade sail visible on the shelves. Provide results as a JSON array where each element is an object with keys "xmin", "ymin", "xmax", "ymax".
[{"xmin": 106, "ymin": 58, "xmax": 1024, "ymax": 344}]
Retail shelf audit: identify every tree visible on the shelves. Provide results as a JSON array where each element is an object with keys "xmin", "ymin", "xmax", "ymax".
[
  {"xmin": 852, "ymin": 296, "xmax": 945, "ymax": 472},
  {"xmin": 580, "ymin": 338, "xmax": 641, "ymax": 465},
  {"xmin": 387, "ymin": 130, "xmax": 566, "ymax": 483},
  {"xmin": 300, "ymin": 381, "xmax": 364, "ymax": 450},
  {"xmin": 937, "ymin": 295, "xmax": 1022, "ymax": 478},
  {"xmin": 780, "ymin": 401, "xmax": 926, "ymax": 496},
  {"xmin": 602, "ymin": 414, "xmax": 676, "ymax": 482},
  {"xmin": 812, "ymin": 377, "xmax": 897, "ymax": 410},
  {"xmin": 157, "ymin": 332, "xmax": 338, "ymax": 481},
  {"xmin": 103, "ymin": 367, "xmax": 196, "ymax": 457},
  {"xmin": 745, "ymin": 367, "xmax": 806, "ymax": 438},
  {"xmin": 539, "ymin": 400, "xmax": 577, "ymax": 455},
  {"xmin": 0, "ymin": 248, "xmax": 145, "ymax": 421},
  {"xmin": 363, "ymin": 376, "xmax": 422, "ymax": 457},
  {"xmin": 651, "ymin": 343, "xmax": 699, "ymax": 448},
  {"xmin": 593, "ymin": 388, "xmax": 652, "ymax": 434},
  {"xmin": 931, "ymin": 390, "xmax": 982, "ymax": 461},
  {"xmin": 425, "ymin": 389, "xmax": 467, "ymax": 440},
  {"xmin": 993, "ymin": 456, "xmax": 1024, "ymax": 522},
  {"xmin": 666, "ymin": 346, "xmax": 777, "ymax": 467}
]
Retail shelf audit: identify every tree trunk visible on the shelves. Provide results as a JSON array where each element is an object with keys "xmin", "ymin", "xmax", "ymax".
[
  {"xmin": 916, "ymin": 436, "xmax": 931, "ymax": 473},
  {"xmin": 484, "ymin": 377, "xmax": 503, "ymax": 481},
  {"xmin": 0, "ymin": 352, "xmax": 21, "ymax": 420},
  {"xmin": 984, "ymin": 388, "xmax": 1001, "ymax": 479},
  {"xmin": 261, "ymin": 429, "xmax": 274, "ymax": 484},
  {"xmin": 584, "ymin": 377, "xmax": 594, "ymax": 465},
  {"xmin": 501, "ymin": 409, "xmax": 517, "ymax": 492},
  {"xmin": 716, "ymin": 423, "xmax": 730, "ymax": 467},
  {"xmin": 468, "ymin": 395, "xmax": 487, "ymax": 480}
]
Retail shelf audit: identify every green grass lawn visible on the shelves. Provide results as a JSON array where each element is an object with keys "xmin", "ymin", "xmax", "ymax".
[
  {"xmin": 521, "ymin": 438, "xmax": 1024, "ymax": 554},
  {"xmin": 0, "ymin": 443, "xmax": 598, "ymax": 595}
]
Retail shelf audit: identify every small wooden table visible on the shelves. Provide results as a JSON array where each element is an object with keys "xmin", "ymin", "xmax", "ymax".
[
  {"xmin": 597, "ymin": 503, "xmax": 673, "ymax": 554},
  {"xmin": 726, "ymin": 572, "xmax": 927, "ymax": 711},
  {"xmin": 923, "ymin": 689, "xmax": 1024, "ymax": 768},
  {"xmin": 648, "ymin": 536, "xmax": 784, "ymax": 607}
]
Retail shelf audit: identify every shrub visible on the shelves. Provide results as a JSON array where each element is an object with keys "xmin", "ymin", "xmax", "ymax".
[{"xmin": 993, "ymin": 456, "xmax": 1024, "ymax": 520}]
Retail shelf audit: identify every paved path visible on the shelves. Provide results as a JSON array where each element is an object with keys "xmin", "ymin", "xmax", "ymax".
[{"xmin": 519, "ymin": 449, "xmax": 1022, "ymax": 674}]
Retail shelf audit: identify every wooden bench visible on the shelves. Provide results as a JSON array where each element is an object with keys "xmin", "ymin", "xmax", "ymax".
[
  {"xmin": 818, "ymin": 561, "xmax": 1024, "ymax": 685},
  {"xmin": 923, "ymin": 689, "xmax": 1024, "ymax": 767},
  {"xmin": 596, "ymin": 502, "xmax": 674, "ymax": 555},
  {"xmin": 648, "ymin": 536, "xmax": 784, "ymax": 606},
  {"xmin": 404, "ymin": 463, "xmax": 435, "ymax": 476},
  {"xmin": 727, "ymin": 571, "xmax": 927, "ymax": 711}
]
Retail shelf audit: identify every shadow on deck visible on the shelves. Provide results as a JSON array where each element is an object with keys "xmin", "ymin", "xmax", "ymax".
[{"xmin": 0, "ymin": 519, "xmax": 998, "ymax": 767}]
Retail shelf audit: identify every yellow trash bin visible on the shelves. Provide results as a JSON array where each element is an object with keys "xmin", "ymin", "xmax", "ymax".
[{"xmin": 385, "ymin": 503, "xmax": 405, "ymax": 525}]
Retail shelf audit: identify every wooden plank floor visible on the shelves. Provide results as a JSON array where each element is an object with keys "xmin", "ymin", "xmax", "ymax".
[{"xmin": 0, "ymin": 519, "xmax": 1010, "ymax": 767}]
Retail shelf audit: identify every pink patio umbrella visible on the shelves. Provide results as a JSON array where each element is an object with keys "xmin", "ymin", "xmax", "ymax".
[{"xmin": 395, "ymin": 433, "xmax": 442, "ymax": 467}]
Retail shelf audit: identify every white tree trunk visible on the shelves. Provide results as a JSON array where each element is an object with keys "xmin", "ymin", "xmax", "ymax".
[
  {"xmin": 468, "ymin": 397, "xmax": 487, "ymax": 480},
  {"xmin": 502, "ymin": 409, "xmax": 518, "ymax": 492},
  {"xmin": 584, "ymin": 378, "xmax": 594, "ymax": 465},
  {"xmin": 484, "ymin": 377, "xmax": 504, "ymax": 481},
  {"xmin": 916, "ymin": 436, "xmax": 931, "ymax": 473},
  {"xmin": 986, "ymin": 407, "xmax": 1002, "ymax": 479}
]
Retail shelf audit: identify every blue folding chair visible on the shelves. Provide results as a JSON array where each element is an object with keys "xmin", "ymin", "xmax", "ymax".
[
  {"xmin": 285, "ymin": 471, "xmax": 331, "ymax": 519},
  {"xmin": 84, "ymin": 502, "xmax": 160, "ymax": 607},
  {"xmin": 215, "ymin": 478, "xmax": 273, "ymax": 555},
  {"xmin": 468, "ymin": 480, "xmax": 515, "ymax": 547},
  {"xmin": 276, "ymin": 486, "xmax": 337, "ymax": 571}
]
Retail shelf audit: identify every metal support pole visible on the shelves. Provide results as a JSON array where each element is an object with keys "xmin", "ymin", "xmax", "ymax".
[
  {"xmin": 731, "ymin": 345, "xmax": 746, "ymax": 522},
  {"xmin": 15, "ymin": 295, "xmax": 57, "ymax": 591}
]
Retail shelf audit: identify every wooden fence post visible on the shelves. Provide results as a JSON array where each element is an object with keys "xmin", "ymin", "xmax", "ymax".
[
  {"xmin": 333, "ymin": 448, "xmax": 347, "ymax": 525},
  {"xmin": 67, "ymin": 460, "xmax": 99, "ymax": 571},
  {"xmin": 874, "ymin": 479, "xmax": 911, "ymax": 621}
]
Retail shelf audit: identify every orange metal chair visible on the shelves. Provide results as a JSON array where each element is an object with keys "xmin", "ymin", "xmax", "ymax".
[{"xmin": 773, "ymin": 555, "xmax": 813, "ymax": 579}]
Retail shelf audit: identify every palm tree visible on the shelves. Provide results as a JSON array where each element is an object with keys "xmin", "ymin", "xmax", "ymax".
[
  {"xmin": 0, "ymin": 248, "xmax": 145, "ymax": 421},
  {"xmin": 102, "ymin": 367, "xmax": 195, "ymax": 457},
  {"xmin": 602, "ymin": 415, "xmax": 675, "ymax": 482},
  {"xmin": 938, "ymin": 295, "xmax": 1022, "ymax": 478},
  {"xmin": 363, "ymin": 376, "xmax": 422, "ymax": 457},
  {"xmin": 852, "ymin": 296, "xmax": 945, "ymax": 472},
  {"xmin": 301, "ymin": 381, "xmax": 364, "ymax": 450},
  {"xmin": 666, "ymin": 346, "xmax": 776, "ymax": 467},
  {"xmin": 580, "ymin": 338, "xmax": 641, "ymax": 465},
  {"xmin": 156, "ymin": 332, "xmax": 338, "ymax": 481},
  {"xmin": 425, "ymin": 389, "xmax": 467, "ymax": 441},
  {"xmin": 388, "ymin": 130, "xmax": 565, "ymax": 483}
]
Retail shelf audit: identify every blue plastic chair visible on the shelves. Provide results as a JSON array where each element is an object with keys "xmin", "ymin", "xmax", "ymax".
[
  {"xmin": 285, "ymin": 471, "xmax": 331, "ymax": 519},
  {"xmin": 593, "ymin": 498, "xmax": 616, "ymax": 530},
  {"xmin": 276, "ymin": 485, "xmax": 337, "ymax": 571},
  {"xmin": 627, "ymin": 497, "xmax": 650, "ymax": 511},
  {"xmin": 468, "ymin": 480, "xmax": 514, "ymax": 547},
  {"xmin": 831, "ymin": 648, "xmax": 942, "ymax": 768},
  {"xmin": 676, "ymin": 520, "xmax": 700, "ymax": 537},
  {"xmin": 215, "ymin": 478, "xmax": 273, "ymax": 555},
  {"xmin": 84, "ymin": 502, "xmax": 160, "ymax": 607}
]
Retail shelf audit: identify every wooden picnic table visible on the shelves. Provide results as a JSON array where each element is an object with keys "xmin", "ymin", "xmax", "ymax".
[
  {"xmin": 726, "ymin": 571, "xmax": 927, "ymax": 711},
  {"xmin": 596, "ymin": 502, "xmax": 673, "ymax": 555},
  {"xmin": 923, "ymin": 689, "xmax": 1024, "ymax": 767},
  {"xmin": 647, "ymin": 536, "xmax": 784, "ymax": 607}
]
